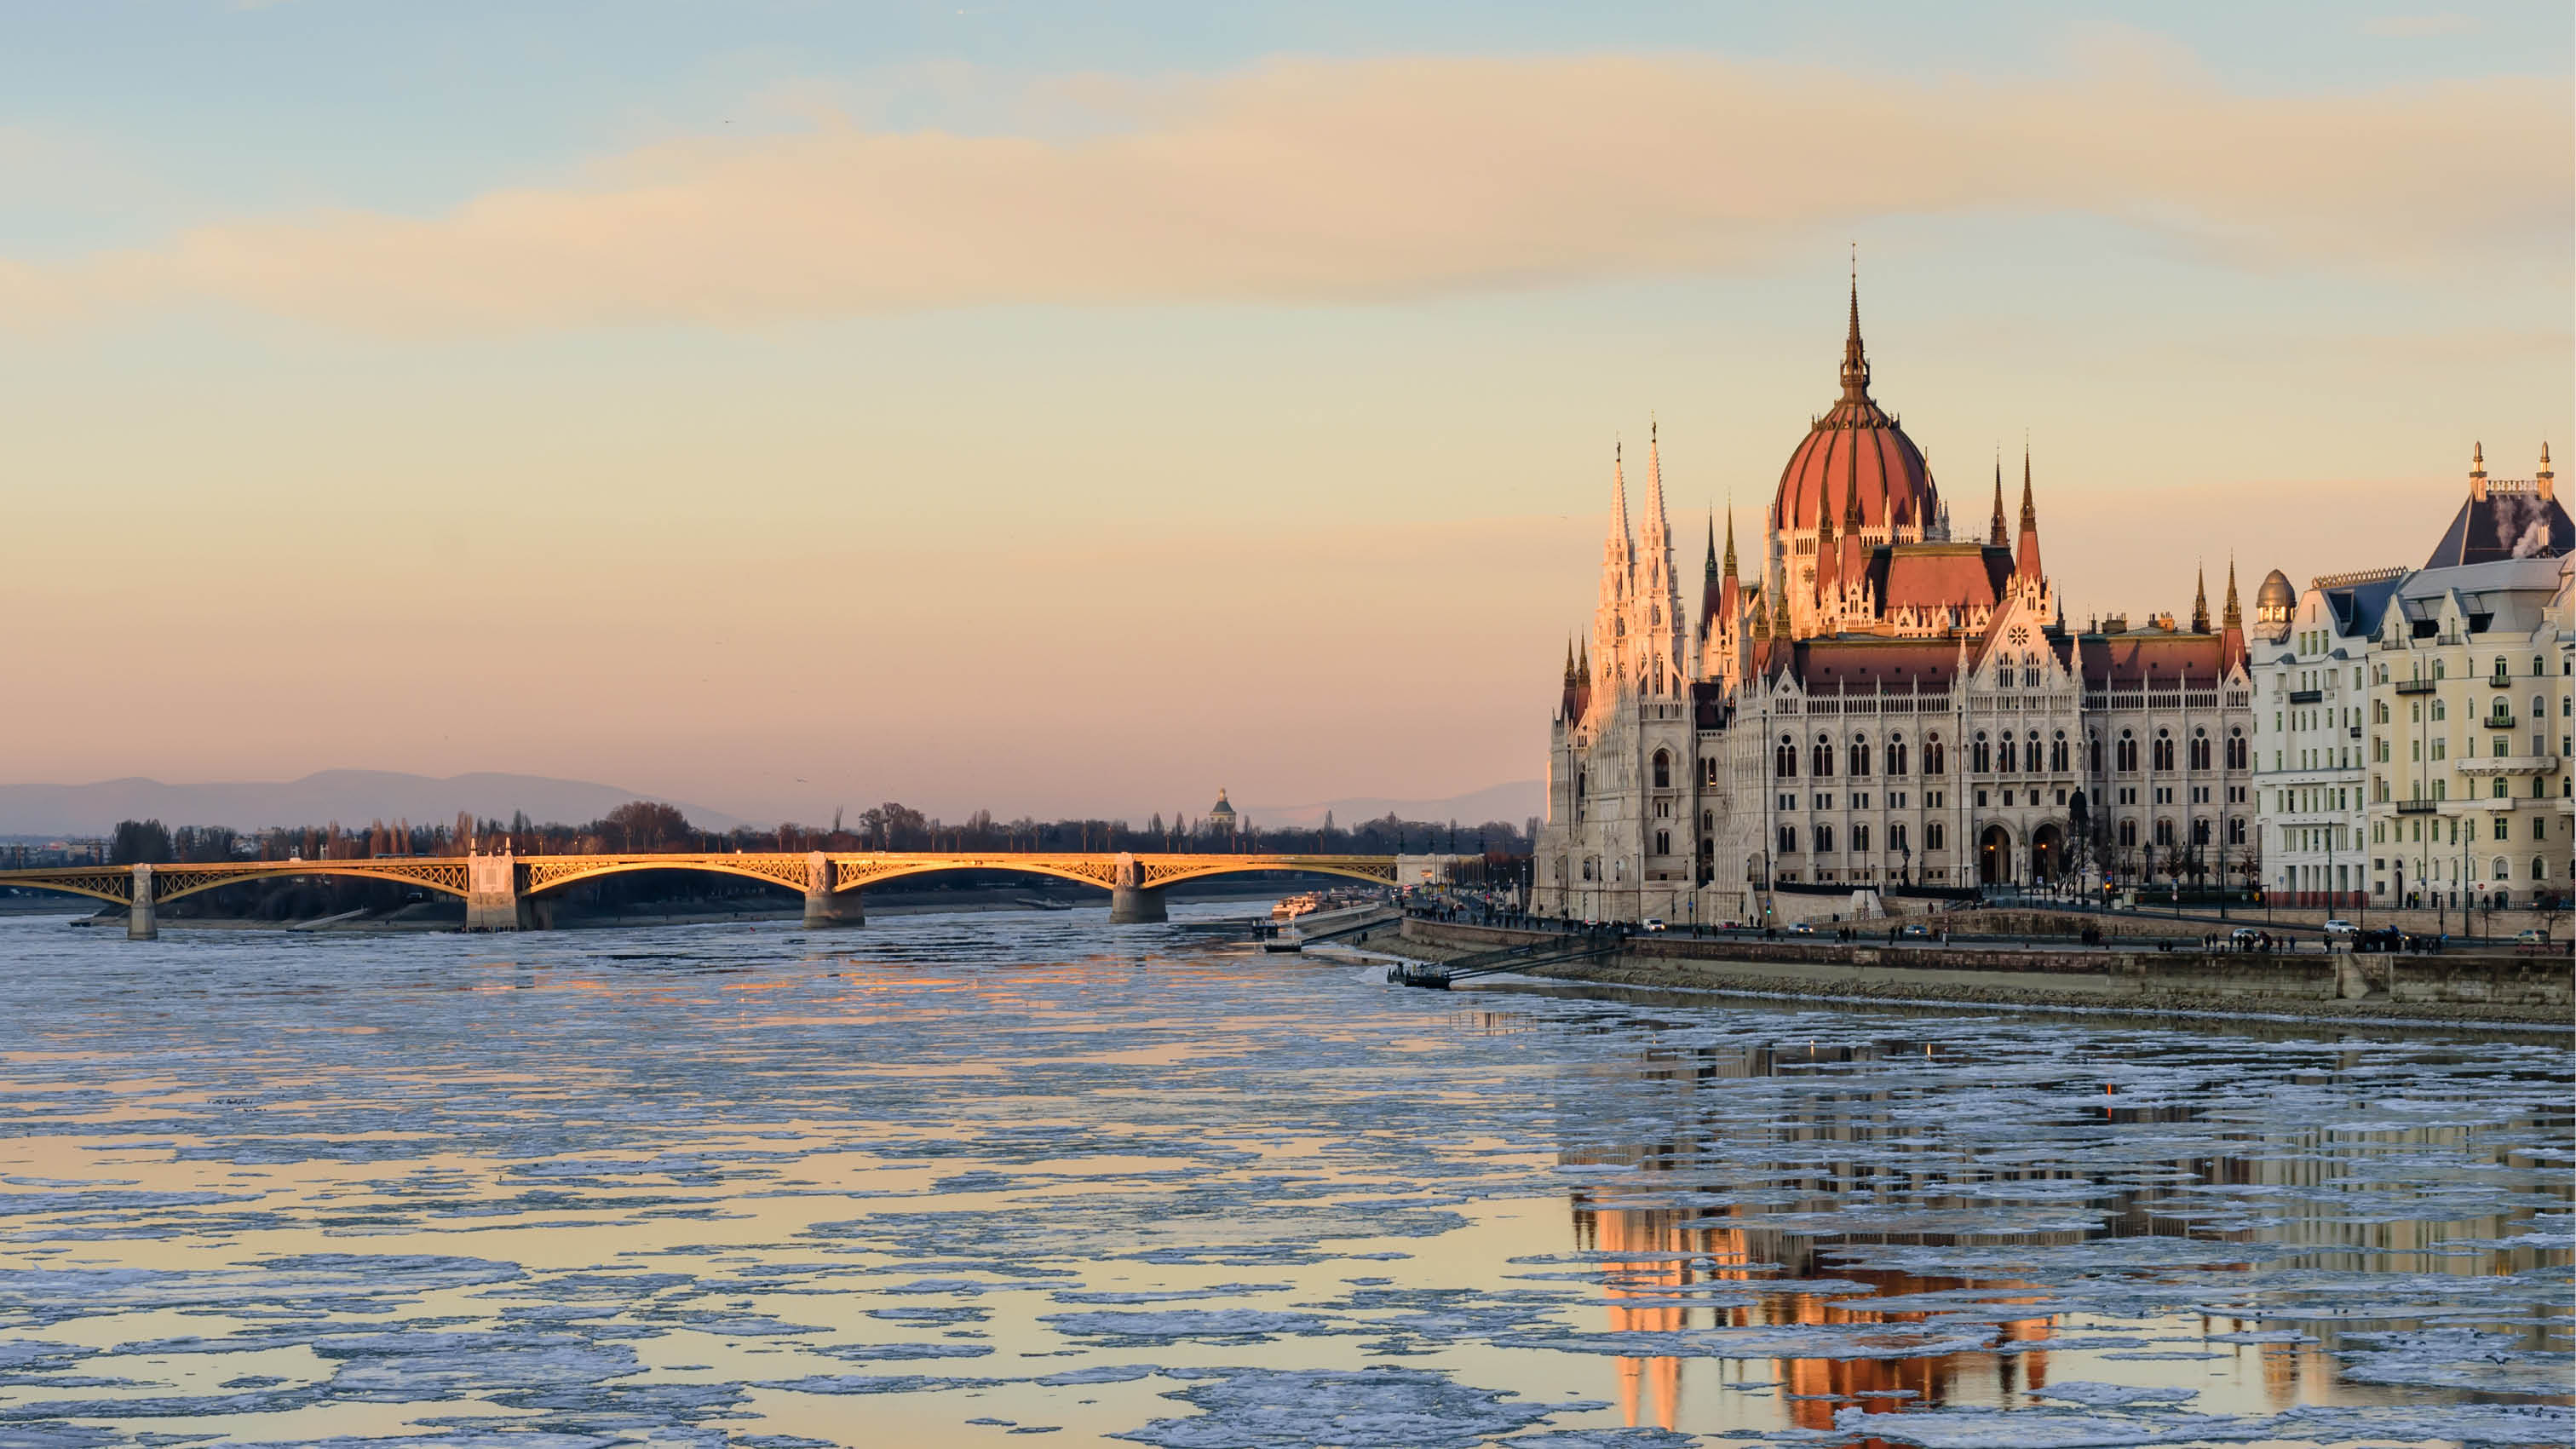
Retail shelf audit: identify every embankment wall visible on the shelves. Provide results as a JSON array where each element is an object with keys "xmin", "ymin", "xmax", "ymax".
[{"xmin": 1399, "ymin": 920, "xmax": 2573, "ymax": 1024}]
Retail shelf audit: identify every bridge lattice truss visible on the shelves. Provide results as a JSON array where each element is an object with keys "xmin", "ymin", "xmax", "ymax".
[{"xmin": 0, "ymin": 853, "xmax": 1398, "ymax": 904}]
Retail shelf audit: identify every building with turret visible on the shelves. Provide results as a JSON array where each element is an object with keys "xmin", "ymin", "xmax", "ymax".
[{"xmin": 2240, "ymin": 444, "xmax": 2574, "ymax": 912}]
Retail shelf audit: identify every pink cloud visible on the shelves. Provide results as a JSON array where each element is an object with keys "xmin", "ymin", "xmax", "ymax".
[{"xmin": 11, "ymin": 50, "xmax": 2567, "ymax": 332}]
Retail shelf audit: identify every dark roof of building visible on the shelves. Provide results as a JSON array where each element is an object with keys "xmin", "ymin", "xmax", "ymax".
[{"xmin": 2424, "ymin": 486, "xmax": 2573, "ymax": 568}]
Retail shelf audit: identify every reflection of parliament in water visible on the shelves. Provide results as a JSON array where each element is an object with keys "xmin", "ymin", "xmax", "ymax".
[{"xmin": 1545, "ymin": 1031, "xmax": 2556, "ymax": 1435}]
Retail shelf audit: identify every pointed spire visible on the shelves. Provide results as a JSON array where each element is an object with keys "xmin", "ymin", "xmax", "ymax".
[
  {"xmin": 1838, "ymin": 248, "xmax": 1872, "ymax": 403},
  {"xmin": 1815, "ymin": 477, "xmax": 1840, "ymax": 601},
  {"xmin": 2222, "ymin": 559, "xmax": 2242, "ymax": 630},
  {"xmin": 1704, "ymin": 515, "xmax": 1719, "ymax": 580},
  {"xmin": 2470, "ymin": 440, "xmax": 2487, "ymax": 502},
  {"xmin": 2192, "ymin": 565, "xmax": 2211, "ymax": 633},
  {"xmin": 1610, "ymin": 440, "xmax": 1631, "ymax": 545},
  {"xmin": 2539, "ymin": 441, "xmax": 2555, "ymax": 503},
  {"xmin": 1644, "ymin": 417, "xmax": 1670, "ymax": 546},
  {"xmin": 1772, "ymin": 573, "xmax": 1791, "ymax": 636},
  {"xmin": 1563, "ymin": 637, "xmax": 1577, "ymax": 683},
  {"xmin": 1721, "ymin": 507, "xmax": 1738, "ymax": 580},
  {"xmin": 2015, "ymin": 444, "xmax": 2043, "ymax": 583},
  {"xmin": 1987, "ymin": 457, "xmax": 2008, "ymax": 547}
]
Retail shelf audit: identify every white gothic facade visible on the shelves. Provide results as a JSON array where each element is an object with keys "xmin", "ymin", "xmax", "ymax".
[{"xmin": 1535, "ymin": 284, "xmax": 2257, "ymax": 923}]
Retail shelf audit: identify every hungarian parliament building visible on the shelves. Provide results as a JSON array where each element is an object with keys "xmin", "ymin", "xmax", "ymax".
[{"xmin": 1532, "ymin": 282, "xmax": 2573, "ymax": 923}]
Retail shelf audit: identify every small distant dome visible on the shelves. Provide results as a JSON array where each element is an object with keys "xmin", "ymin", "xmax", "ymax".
[
  {"xmin": 2254, "ymin": 569, "xmax": 2296, "ymax": 641},
  {"xmin": 1206, "ymin": 788, "xmax": 1236, "ymax": 823}
]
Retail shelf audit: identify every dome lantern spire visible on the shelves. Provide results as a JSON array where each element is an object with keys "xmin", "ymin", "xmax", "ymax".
[{"xmin": 1838, "ymin": 249, "xmax": 1871, "ymax": 403}]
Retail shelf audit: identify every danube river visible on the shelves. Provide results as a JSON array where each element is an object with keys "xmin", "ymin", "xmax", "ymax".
[{"xmin": 0, "ymin": 907, "xmax": 2567, "ymax": 1448}]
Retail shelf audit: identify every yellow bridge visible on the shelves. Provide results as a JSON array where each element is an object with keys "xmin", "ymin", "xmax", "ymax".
[{"xmin": 0, "ymin": 851, "xmax": 1402, "ymax": 939}]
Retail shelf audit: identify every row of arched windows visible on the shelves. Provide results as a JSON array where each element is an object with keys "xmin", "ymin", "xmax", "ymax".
[{"xmin": 1759, "ymin": 725, "xmax": 2251, "ymax": 781}]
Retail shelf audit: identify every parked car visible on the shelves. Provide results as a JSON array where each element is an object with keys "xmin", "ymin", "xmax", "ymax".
[
  {"xmin": 2323, "ymin": 919, "xmax": 2358, "ymax": 940},
  {"xmin": 1640, "ymin": 917, "xmax": 1666, "ymax": 933},
  {"xmin": 2515, "ymin": 928, "xmax": 2550, "ymax": 946}
]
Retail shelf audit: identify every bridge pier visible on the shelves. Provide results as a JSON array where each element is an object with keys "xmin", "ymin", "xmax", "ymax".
[
  {"xmin": 1108, "ymin": 883, "xmax": 1166, "ymax": 923},
  {"xmin": 466, "ymin": 853, "xmax": 520, "ymax": 932},
  {"xmin": 803, "ymin": 853, "xmax": 864, "ymax": 929},
  {"xmin": 1107, "ymin": 854, "xmax": 1166, "ymax": 923},
  {"xmin": 128, "ymin": 863, "xmax": 156, "ymax": 940}
]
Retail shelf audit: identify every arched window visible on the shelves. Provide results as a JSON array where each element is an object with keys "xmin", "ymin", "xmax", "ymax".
[
  {"xmin": 1998, "ymin": 733, "xmax": 2017, "ymax": 773},
  {"xmin": 2089, "ymin": 733, "xmax": 2104, "ymax": 773},
  {"xmin": 1889, "ymin": 734, "xmax": 1910, "ymax": 776},
  {"xmin": 1700, "ymin": 810, "xmax": 1712, "ymax": 831},
  {"xmin": 1972, "ymin": 732, "xmax": 1992, "ymax": 773},
  {"xmin": 2049, "ymin": 731, "xmax": 2069, "ymax": 772},
  {"xmin": 1652, "ymin": 750, "xmax": 1670, "ymax": 790},
  {"xmin": 2152, "ymin": 730, "xmax": 2176, "ymax": 772},
  {"xmin": 2154, "ymin": 817, "xmax": 2175, "ymax": 847},
  {"xmin": 1775, "ymin": 735, "xmax": 1797, "ymax": 779},
  {"xmin": 2536, "ymin": 656, "xmax": 2549, "ymax": 677},
  {"xmin": 2117, "ymin": 730, "xmax": 2138, "ymax": 773},
  {"xmin": 1927, "ymin": 820, "xmax": 1946, "ymax": 850},
  {"xmin": 1925, "ymin": 733, "xmax": 1946, "ymax": 776},
  {"xmin": 2119, "ymin": 817, "xmax": 2136, "ymax": 847},
  {"xmin": 2493, "ymin": 856, "xmax": 2509, "ymax": 881},
  {"xmin": 1815, "ymin": 824, "xmax": 1837, "ymax": 854},
  {"xmin": 2226, "ymin": 727, "xmax": 2247, "ymax": 771},
  {"xmin": 1813, "ymin": 733, "xmax": 1836, "ymax": 779},
  {"xmin": 2193, "ymin": 818, "xmax": 2211, "ymax": 844},
  {"xmin": 1853, "ymin": 823, "xmax": 1871, "ymax": 853},
  {"xmin": 1891, "ymin": 822, "xmax": 1908, "ymax": 854},
  {"xmin": 2189, "ymin": 728, "xmax": 2211, "ymax": 771},
  {"xmin": 1778, "ymin": 825, "xmax": 1798, "ymax": 854},
  {"xmin": 2434, "ymin": 698, "xmax": 2448, "ymax": 722},
  {"xmin": 1849, "ymin": 735, "xmax": 1872, "ymax": 778}
]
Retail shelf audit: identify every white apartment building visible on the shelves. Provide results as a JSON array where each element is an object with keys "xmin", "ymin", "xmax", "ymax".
[{"xmin": 2247, "ymin": 567, "xmax": 2403, "ymax": 906}]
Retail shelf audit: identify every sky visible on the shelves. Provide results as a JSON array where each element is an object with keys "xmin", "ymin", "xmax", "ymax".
[{"xmin": 0, "ymin": 2, "xmax": 2567, "ymax": 827}]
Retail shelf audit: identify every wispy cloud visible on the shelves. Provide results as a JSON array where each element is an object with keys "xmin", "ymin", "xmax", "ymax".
[
  {"xmin": 4, "ymin": 49, "xmax": 2564, "ymax": 333},
  {"xmin": 2361, "ymin": 14, "xmax": 2478, "ymax": 37}
]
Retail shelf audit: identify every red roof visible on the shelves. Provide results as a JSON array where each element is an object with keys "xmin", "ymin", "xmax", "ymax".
[
  {"xmin": 1784, "ymin": 637, "xmax": 1961, "ymax": 691},
  {"xmin": 1866, "ymin": 543, "xmax": 2011, "ymax": 612},
  {"xmin": 2079, "ymin": 633, "xmax": 2230, "ymax": 687},
  {"xmin": 1774, "ymin": 403, "xmax": 1939, "ymax": 535}
]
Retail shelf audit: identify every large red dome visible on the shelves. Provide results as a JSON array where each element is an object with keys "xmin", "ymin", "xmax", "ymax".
[{"xmin": 1770, "ymin": 289, "xmax": 1941, "ymax": 536}]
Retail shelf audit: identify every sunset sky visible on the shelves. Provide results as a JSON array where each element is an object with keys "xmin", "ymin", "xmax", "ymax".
[{"xmin": 2, "ymin": 2, "xmax": 2567, "ymax": 826}]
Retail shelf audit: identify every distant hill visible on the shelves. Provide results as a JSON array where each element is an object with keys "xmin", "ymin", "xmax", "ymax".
[
  {"xmin": 1243, "ymin": 780, "xmax": 1543, "ymax": 831},
  {"xmin": 0, "ymin": 770, "xmax": 743, "ymax": 838}
]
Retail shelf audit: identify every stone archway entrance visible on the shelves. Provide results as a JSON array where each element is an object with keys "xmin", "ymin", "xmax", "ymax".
[
  {"xmin": 2030, "ymin": 823, "xmax": 2064, "ymax": 883},
  {"xmin": 1978, "ymin": 824, "xmax": 2013, "ymax": 887}
]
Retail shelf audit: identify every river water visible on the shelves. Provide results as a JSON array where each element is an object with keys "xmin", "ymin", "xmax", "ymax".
[{"xmin": 0, "ymin": 906, "xmax": 2567, "ymax": 1449}]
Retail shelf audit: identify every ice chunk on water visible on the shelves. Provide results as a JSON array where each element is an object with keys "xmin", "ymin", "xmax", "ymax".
[
  {"xmin": 1041, "ymin": 1309, "xmax": 1331, "ymax": 1342},
  {"xmin": 2027, "ymin": 1383, "xmax": 2196, "ymax": 1407},
  {"xmin": 1111, "ymin": 1366, "xmax": 1592, "ymax": 1449}
]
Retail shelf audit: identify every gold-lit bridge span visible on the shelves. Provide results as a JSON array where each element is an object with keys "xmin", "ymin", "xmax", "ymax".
[{"xmin": 0, "ymin": 851, "xmax": 1402, "ymax": 939}]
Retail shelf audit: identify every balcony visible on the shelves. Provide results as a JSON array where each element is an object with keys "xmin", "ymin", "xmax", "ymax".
[
  {"xmin": 2489, "ymin": 675, "xmax": 2513, "ymax": 688},
  {"xmin": 2395, "ymin": 679, "xmax": 2435, "ymax": 695},
  {"xmin": 2288, "ymin": 689, "xmax": 2323, "ymax": 704},
  {"xmin": 2483, "ymin": 714, "xmax": 2517, "ymax": 729},
  {"xmin": 2457, "ymin": 754, "xmax": 2562, "ymax": 776},
  {"xmin": 2395, "ymin": 799, "xmax": 2439, "ymax": 814}
]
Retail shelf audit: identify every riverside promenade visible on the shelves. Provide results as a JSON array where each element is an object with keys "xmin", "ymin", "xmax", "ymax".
[{"xmin": 1391, "ymin": 917, "xmax": 2574, "ymax": 1028}]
